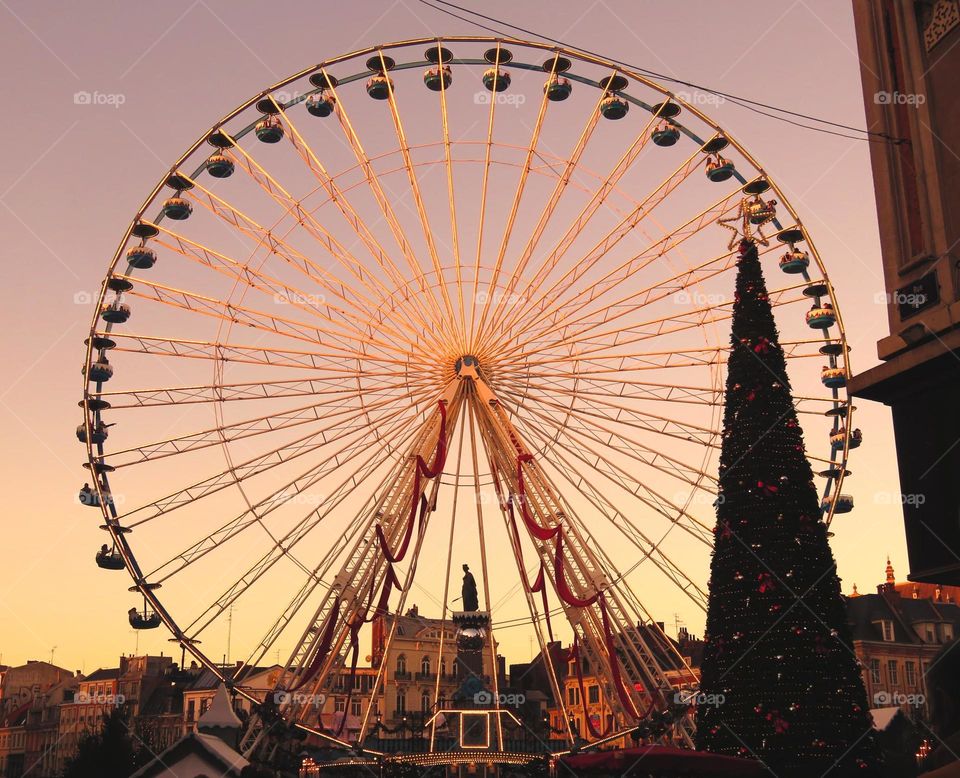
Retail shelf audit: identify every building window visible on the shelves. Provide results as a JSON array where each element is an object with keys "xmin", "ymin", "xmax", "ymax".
[
  {"xmin": 942, "ymin": 624, "xmax": 955, "ymax": 642},
  {"xmin": 888, "ymin": 660, "xmax": 899, "ymax": 685},
  {"xmin": 905, "ymin": 661, "xmax": 916, "ymax": 686},
  {"xmin": 187, "ymin": 700, "xmax": 195, "ymax": 722},
  {"xmin": 869, "ymin": 658, "xmax": 881, "ymax": 684},
  {"xmin": 421, "ymin": 692, "xmax": 431, "ymax": 712},
  {"xmin": 881, "ymin": 620, "xmax": 895, "ymax": 642},
  {"xmin": 421, "ymin": 656, "xmax": 430, "ymax": 676},
  {"xmin": 396, "ymin": 655, "xmax": 406, "ymax": 674},
  {"xmin": 335, "ymin": 698, "xmax": 345, "ymax": 713},
  {"xmin": 926, "ymin": 626, "xmax": 936, "ymax": 643},
  {"xmin": 440, "ymin": 659, "xmax": 447, "ymax": 677},
  {"xmin": 395, "ymin": 691, "xmax": 406, "ymax": 714},
  {"xmin": 588, "ymin": 685, "xmax": 600, "ymax": 705},
  {"xmin": 351, "ymin": 700, "xmax": 361, "ymax": 717}
]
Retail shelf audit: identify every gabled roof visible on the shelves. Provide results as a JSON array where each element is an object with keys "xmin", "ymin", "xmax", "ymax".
[
  {"xmin": 128, "ymin": 732, "xmax": 249, "ymax": 778},
  {"xmin": 188, "ymin": 664, "xmax": 282, "ymax": 691},
  {"xmin": 845, "ymin": 592, "xmax": 960, "ymax": 643},
  {"xmin": 82, "ymin": 667, "xmax": 120, "ymax": 683}
]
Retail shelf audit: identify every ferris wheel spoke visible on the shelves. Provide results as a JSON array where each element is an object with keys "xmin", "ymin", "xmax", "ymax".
[
  {"xmin": 118, "ymin": 393, "xmax": 431, "ymax": 529},
  {"xmin": 213, "ymin": 132, "xmax": 445, "ymax": 348},
  {"xmin": 262, "ymin": 92, "xmax": 444, "ymax": 330},
  {"xmin": 467, "ymin": 41, "xmax": 503, "ymax": 343},
  {"xmin": 178, "ymin": 420, "xmax": 422, "ymax": 641},
  {"xmin": 518, "ymin": 375, "xmax": 722, "ymax": 407},
  {"xmin": 491, "ymin": 146, "xmax": 708, "ymax": 347},
  {"xmin": 104, "ymin": 388, "xmax": 415, "ymax": 468},
  {"xmin": 500, "ymin": 385, "xmax": 720, "ymax": 491},
  {"xmin": 119, "ymin": 273, "xmax": 422, "ymax": 363},
  {"xmin": 319, "ymin": 71, "xmax": 451, "ymax": 333},
  {"xmin": 515, "ymin": 428, "xmax": 709, "ymax": 609},
  {"xmin": 504, "ymin": 289, "xmax": 809, "ymax": 370},
  {"xmin": 102, "ymin": 331, "xmax": 445, "ymax": 378},
  {"xmin": 473, "ymin": 60, "xmax": 569, "ymax": 343},
  {"xmin": 483, "ymin": 84, "xmax": 659, "ymax": 343},
  {"xmin": 180, "ymin": 178, "xmax": 446, "ymax": 353},
  {"xmin": 152, "ymin": 227, "xmax": 426, "ymax": 357},
  {"xmin": 504, "ymin": 397, "xmax": 715, "ymax": 544},
  {"xmin": 506, "ymin": 242, "xmax": 791, "ymax": 361},
  {"xmin": 496, "ymin": 185, "xmax": 744, "ymax": 355},
  {"xmin": 146, "ymin": 401, "xmax": 433, "ymax": 643},
  {"xmin": 376, "ymin": 52, "xmax": 464, "ymax": 350},
  {"xmin": 432, "ymin": 43, "xmax": 468, "ymax": 354},
  {"xmin": 277, "ymin": 392, "xmax": 462, "ymax": 707},
  {"xmin": 93, "ymin": 374, "xmax": 414, "ymax": 409}
]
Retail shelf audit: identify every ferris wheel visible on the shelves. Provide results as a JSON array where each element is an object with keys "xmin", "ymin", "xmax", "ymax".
[{"xmin": 79, "ymin": 36, "xmax": 859, "ymax": 755}]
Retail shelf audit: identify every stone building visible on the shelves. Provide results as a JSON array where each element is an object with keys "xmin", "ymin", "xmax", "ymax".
[{"xmin": 849, "ymin": 0, "xmax": 960, "ymax": 584}]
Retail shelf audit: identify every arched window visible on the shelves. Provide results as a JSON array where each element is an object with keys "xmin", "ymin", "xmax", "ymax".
[
  {"xmin": 440, "ymin": 658, "xmax": 447, "ymax": 677},
  {"xmin": 421, "ymin": 691, "xmax": 431, "ymax": 712},
  {"xmin": 420, "ymin": 656, "xmax": 430, "ymax": 675},
  {"xmin": 396, "ymin": 654, "xmax": 406, "ymax": 674}
]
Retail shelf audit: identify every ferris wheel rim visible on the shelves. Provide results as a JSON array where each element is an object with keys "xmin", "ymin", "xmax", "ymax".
[{"xmin": 79, "ymin": 35, "xmax": 855, "ymax": 742}]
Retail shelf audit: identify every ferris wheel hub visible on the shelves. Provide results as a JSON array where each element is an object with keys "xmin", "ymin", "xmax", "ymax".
[{"xmin": 454, "ymin": 354, "xmax": 480, "ymax": 379}]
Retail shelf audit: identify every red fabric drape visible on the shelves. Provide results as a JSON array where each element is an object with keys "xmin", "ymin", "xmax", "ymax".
[
  {"xmin": 516, "ymin": 453, "xmax": 561, "ymax": 540},
  {"xmin": 530, "ymin": 563, "xmax": 556, "ymax": 644},
  {"xmin": 554, "ymin": 533, "xmax": 600, "ymax": 608},
  {"xmin": 374, "ymin": 401, "xmax": 447, "ymax": 562}
]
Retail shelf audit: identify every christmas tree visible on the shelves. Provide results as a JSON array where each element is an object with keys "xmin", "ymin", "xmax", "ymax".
[{"xmin": 695, "ymin": 240, "xmax": 878, "ymax": 776}]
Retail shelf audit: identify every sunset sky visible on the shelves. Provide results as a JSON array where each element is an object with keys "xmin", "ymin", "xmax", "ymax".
[{"xmin": 0, "ymin": 0, "xmax": 909, "ymax": 677}]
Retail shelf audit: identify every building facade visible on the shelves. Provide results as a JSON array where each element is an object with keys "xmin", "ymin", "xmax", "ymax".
[
  {"xmin": 847, "ymin": 559, "xmax": 960, "ymax": 719},
  {"xmin": 849, "ymin": 0, "xmax": 960, "ymax": 584}
]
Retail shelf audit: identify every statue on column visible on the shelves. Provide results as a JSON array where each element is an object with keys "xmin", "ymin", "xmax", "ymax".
[{"xmin": 461, "ymin": 563, "xmax": 479, "ymax": 612}]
